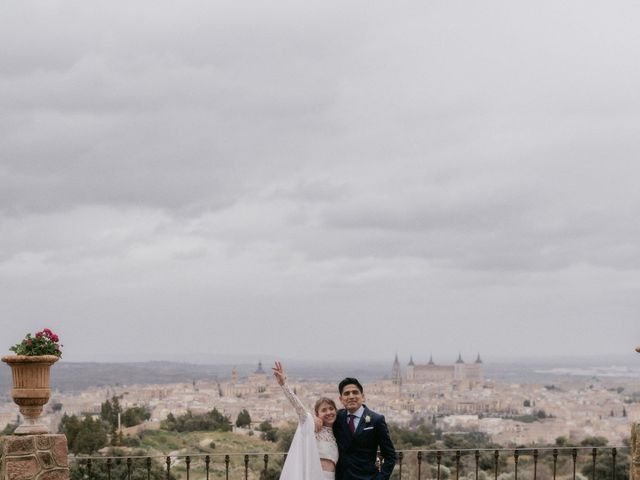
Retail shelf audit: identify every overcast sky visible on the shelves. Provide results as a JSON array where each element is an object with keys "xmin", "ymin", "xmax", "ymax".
[{"xmin": 1, "ymin": 0, "xmax": 639, "ymax": 365}]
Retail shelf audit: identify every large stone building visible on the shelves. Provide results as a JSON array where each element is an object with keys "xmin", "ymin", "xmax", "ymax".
[
  {"xmin": 394, "ymin": 353, "xmax": 484, "ymax": 385},
  {"xmin": 221, "ymin": 361, "xmax": 269, "ymax": 397}
]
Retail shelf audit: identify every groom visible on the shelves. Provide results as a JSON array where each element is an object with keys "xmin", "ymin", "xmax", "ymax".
[{"xmin": 333, "ymin": 377, "xmax": 396, "ymax": 480}]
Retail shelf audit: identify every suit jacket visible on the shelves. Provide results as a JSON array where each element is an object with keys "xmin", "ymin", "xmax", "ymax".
[{"xmin": 333, "ymin": 405, "xmax": 396, "ymax": 480}]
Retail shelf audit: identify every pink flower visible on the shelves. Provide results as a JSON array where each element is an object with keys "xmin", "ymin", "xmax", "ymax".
[
  {"xmin": 36, "ymin": 332, "xmax": 43, "ymax": 338},
  {"xmin": 51, "ymin": 334, "xmax": 59, "ymax": 342}
]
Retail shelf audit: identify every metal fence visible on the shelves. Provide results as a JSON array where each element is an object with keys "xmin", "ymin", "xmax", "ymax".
[{"xmin": 69, "ymin": 446, "xmax": 628, "ymax": 480}]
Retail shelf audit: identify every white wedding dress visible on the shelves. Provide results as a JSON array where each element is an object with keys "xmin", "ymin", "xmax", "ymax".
[{"xmin": 279, "ymin": 384, "xmax": 338, "ymax": 480}]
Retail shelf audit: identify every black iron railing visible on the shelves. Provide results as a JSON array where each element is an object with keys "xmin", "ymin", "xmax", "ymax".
[{"xmin": 69, "ymin": 446, "xmax": 628, "ymax": 480}]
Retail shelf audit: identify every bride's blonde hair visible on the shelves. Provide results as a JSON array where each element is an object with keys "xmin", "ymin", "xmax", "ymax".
[{"xmin": 314, "ymin": 397, "xmax": 337, "ymax": 414}]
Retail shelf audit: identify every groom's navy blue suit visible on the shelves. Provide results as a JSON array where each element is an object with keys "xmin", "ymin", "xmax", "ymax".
[{"xmin": 333, "ymin": 405, "xmax": 396, "ymax": 480}]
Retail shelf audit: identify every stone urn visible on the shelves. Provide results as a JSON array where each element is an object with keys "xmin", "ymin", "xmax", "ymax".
[{"xmin": 1, "ymin": 355, "xmax": 59, "ymax": 434}]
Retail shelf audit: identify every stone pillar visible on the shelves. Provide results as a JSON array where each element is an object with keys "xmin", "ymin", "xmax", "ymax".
[
  {"xmin": 0, "ymin": 435, "xmax": 68, "ymax": 480},
  {"xmin": 633, "ymin": 422, "xmax": 640, "ymax": 480},
  {"xmin": 633, "ymin": 347, "xmax": 640, "ymax": 480}
]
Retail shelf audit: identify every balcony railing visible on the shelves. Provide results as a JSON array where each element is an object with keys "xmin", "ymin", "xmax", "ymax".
[{"xmin": 69, "ymin": 446, "xmax": 628, "ymax": 480}]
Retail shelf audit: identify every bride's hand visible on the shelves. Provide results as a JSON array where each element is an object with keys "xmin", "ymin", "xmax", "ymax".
[
  {"xmin": 314, "ymin": 416, "xmax": 323, "ymax": 432},
  {"xmin": 272, "ymin": 361, "xmax": 286, "ymax": 386}
]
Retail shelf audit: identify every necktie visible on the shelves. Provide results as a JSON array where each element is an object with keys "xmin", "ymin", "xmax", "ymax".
[{"xmin": 348, "ymin": 414, "xmax": 356, "ymax": 434}]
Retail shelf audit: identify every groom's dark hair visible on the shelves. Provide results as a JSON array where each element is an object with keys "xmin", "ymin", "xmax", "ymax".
[{"xmin": 338, "ymin": 377, "xmax": 363, "ymax": 395}]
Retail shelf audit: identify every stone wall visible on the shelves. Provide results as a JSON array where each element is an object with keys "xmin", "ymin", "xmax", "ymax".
[
  {"xmin": 633, "ymin": 423, "xmax": 640, "ymax": 480},
  {"xmin": 0, "ymin": 435, "xmax": 68, "ymax": 480}
]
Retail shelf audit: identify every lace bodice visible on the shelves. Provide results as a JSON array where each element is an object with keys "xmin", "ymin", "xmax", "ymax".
[
  {"xmin": 279, "ymin": 384, "xmax": 339, "ymax": 464},
  {"xmin": 316, "ymin": 426, "xmax": 339, "ymax": 464}
]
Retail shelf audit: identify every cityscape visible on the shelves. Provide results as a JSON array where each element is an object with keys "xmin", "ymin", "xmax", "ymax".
[{"xmin": 2, "ymin": 354, "xmax": 637, "ymax": 448}]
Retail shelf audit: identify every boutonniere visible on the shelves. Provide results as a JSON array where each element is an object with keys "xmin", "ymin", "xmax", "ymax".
[{"xmin": 365, "ymin": 415, "xmax": 371, "ymax": 424}]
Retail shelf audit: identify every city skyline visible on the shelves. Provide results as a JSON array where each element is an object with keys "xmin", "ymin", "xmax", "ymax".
[{"xmin": 1, "ymin": 0, "xmax": 639, "ymax": 362}]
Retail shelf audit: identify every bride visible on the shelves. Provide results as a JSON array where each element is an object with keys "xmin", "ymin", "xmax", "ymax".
[{"xmin": 272, "ymin": 361, "xmax": 339, "ymax": 480}]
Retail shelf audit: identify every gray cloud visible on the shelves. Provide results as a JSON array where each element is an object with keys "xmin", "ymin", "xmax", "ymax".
[{"xmin": 1, "ymin": 0, "xmax": 639, "ymax": 361}]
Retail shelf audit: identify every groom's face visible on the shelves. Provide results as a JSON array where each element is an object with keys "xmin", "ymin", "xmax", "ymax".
[{"xmin": 340, "ymin": 384, "xmax": 364, "ymax": 413}]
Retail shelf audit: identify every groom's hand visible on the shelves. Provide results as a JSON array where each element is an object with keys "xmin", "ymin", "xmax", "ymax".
[{"xmin": 314, "ymin": 416, "xmax": 323, "ymax": 432}]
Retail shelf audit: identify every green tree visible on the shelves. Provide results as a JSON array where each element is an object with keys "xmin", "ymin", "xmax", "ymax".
[
  {"xmin": 121, "ymin": 405, "xmax": 151, "ymax": 427},
  {"xmin": 59, "ymin": 413, "xmax": 82, "ymax": 448},
  {"xmin": 389, "ymin": 423, "xmax": 436, "ymax": 449},
  {"xmin": 442, "ymin": 432, "xmax": 504, "ymax": 472},
  {"xmin": 60, "ymin": 414, "xmax": 108, "ymax": 454},
  {"xmin": 160, "ymin": 408, "xmax": 231, "ymax": 433},
  {"xmin": 75, "ymin": 416, "xmax": 108, "ymax": 454},
  {"xmin": 258, "ymin": 421, "xmax": 278, "ymax": 443},
  {"xmin": 443, "ymin": 432, "xmax": 492, "ymax": 449},
  {"xmin": 580, "ymin": 436, "xmax": 608, "ymax": 447},
  {"xmin": 210, "ymin": 408, "xmax": 232, "ymax": 431},
  {"xmin": 236, "ymin": 409, "xmax": 252, "ymax": 428},
  {"xmin": 100, "ymin": 396, "xmax": 123, "ymax": 431},
  {"xmin": 581, "ymin": 450, "xmax": 628, "ymax": 480}
]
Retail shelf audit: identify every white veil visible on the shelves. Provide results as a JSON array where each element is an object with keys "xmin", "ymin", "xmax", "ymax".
[{"xmin": 279, "ymin": 412, "xmax": 325, "ymax": 480}]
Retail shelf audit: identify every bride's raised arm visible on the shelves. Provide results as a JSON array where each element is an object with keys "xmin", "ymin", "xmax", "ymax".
[{"xmin": 272, "ymin": 361, "xmax": 308, "ymax": 424}]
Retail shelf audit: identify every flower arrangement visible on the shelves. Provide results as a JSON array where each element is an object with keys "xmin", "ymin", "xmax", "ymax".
[{"xmin": 9, "ymin": 328, "xmax": 63, "ymax": 357}]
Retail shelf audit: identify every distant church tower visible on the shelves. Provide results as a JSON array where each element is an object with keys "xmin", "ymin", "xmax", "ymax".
[
  {"xmin": 248, "ymin": 361, "xmax": 268, "ymax": 392},
  {"xmin": 392, "ymin": 354, "xmax": 402, "ymax": 385},
  {"xmin": 454, "ymin": 353, "xmax": 465, "ymax": 381},
  {"xmin": 406, "ymin": 355, "xmax": 415, "ymax": 381}
]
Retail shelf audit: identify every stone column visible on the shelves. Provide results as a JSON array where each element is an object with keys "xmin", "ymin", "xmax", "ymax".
[
  {"xmin": 0, "ymin": 435, "xmax": 68, "ymax": 480},
  {"xmin": 632, "ymin": 347, "xmax": 640, "ymax": 480}
]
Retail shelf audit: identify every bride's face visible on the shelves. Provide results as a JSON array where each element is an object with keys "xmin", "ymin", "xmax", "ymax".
[{"xmin": 317, "ymin": 402, "xmax": 337, "ymax": 426}]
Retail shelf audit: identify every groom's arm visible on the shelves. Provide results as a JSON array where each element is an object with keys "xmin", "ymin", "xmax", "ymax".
[{"xmin": 375, "ymin": 414, "xmax": 396, "ymax": 480}]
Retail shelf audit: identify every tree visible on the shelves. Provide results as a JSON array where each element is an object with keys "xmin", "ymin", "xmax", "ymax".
[
  {"xmin": 236, "ymin": 409, "xmax": 252, "ymax": 428},
  {"xmin": 101, "ymin": 396, "xmax": 123, "ymax": 431},
  {"xmin": 160, "ymin": 408, "xmax": 231, "ymax": 433},
  {"xmin": 443, "ymin": 432, "xmax": 492, "ymax": 450},
  {"xmin": 121, "ymin": 405, "xmax": 151, "ymax": 427},
  {"xmin": 60, "ymin": 414, "xmax": 108, "ymax": 454},
  {"xmin": 581, "ymin": 451, "xmax": 629, "ymax": 480},
  {"xmin": 258, "ymin": 421, "xmax": 278, "ymax": 443},
  {"xmin": 59, "ymin": 413, "xmax": 82, "ymax": 448},
  {"xmin": 580, "ymin": 436, "xmax": 608, "ymax": 447},
  {"xmin": 75, "ymin": 416, "xmax": 108, "ymax": 454},
  {"xmin": 389, "ymin": 423, "xmax": 436, "ymax": 449},
  {"xmin": 210, "ymin": 408, "xmax": 232, "ymax": 432}
]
